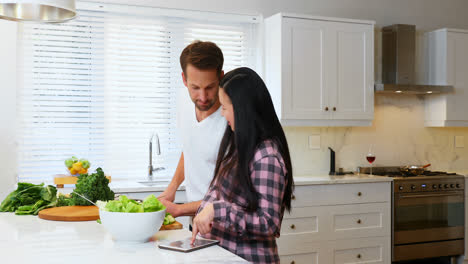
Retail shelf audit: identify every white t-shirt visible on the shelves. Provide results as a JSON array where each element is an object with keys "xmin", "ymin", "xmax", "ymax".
[{"xmin": 178, "ymin": 104, "xmax": 227, "ymax": 202}]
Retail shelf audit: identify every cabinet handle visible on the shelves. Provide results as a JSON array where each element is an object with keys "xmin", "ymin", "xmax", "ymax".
[
  {"xmin": 325, "ymin": 107, "xmax": 329, "ymax": 111},
  {"xmin": 333, "ymin": 107, "xmax": 336, "ymax": 111},
  {"xmin": 291, "ymin": 195, "xmax": 296, "ymax": 200},
  {"xmin": 357, "ymin": 192, "xmax": 362, "ymax": 196},
  {"xmin": 291, "ymin": 261, "xmax": 295, "ymax": 264},
  {"xmin": 357, "ymin": 254, "xmax": 362, "ymax": 259},
  {"xmin": 290, "ymin": 224, "xmax": 296, "ymax": 229},
  {"xmin": 357, "ymin": 219, "xmax": 362, "ymax": 224}
]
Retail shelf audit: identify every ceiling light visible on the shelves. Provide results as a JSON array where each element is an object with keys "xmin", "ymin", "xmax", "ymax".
[
  {"xmin": 395, "ymin": 90, "xmax": 402, "ymax": 93},
  {"xmin": 427, "ymin": 91, "xmax": 433, "ymax": 94},
  {"xmin": 0, "ymin": 0, "xmax": 76, "ymax": 22}
]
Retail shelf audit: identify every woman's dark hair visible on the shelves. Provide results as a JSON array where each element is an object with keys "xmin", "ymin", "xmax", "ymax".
[{"xmin": 212, "ymin": 67, "xmax": 294, "ymax": 212}]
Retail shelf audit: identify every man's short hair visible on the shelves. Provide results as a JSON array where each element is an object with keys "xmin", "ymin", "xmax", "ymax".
[{"xmin": 180, "ymin": 40, "xmax": 224, "ymax": 79}]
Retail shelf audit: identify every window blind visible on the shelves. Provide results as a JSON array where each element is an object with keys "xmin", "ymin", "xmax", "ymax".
[{"xmin": 17, "ymin": 3, "xmax": 259, "ymax": 183}]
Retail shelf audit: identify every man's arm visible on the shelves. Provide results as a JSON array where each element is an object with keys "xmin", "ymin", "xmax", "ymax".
[
  {"xmin": 158, "ymin": 153, "xmax": 185, "ymax": 202},
  {"xmin": 163, "ymin": 200, "xmax": 202, "ymax": 217}
]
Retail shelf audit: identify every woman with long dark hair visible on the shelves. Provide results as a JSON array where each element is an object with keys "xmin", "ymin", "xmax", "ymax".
[{"xmin": 191, "ymin": 67, "xmax": 294, "ymax": 263}]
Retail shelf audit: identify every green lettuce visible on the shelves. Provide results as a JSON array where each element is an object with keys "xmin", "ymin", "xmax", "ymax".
[
  {"xmin": 96, "ymin": 194, "xmax": 165, "ymax": 214},
  {"xmin": 143, "ymin": 194, "xmax": 166, "ymax": 212},
  {"xmin": 164, "ymin": 213, "xmax": 175, "ymax": 225},
  {"xmin": 124, "ymin": 202, "xmax": 144, "ymax": 213}
]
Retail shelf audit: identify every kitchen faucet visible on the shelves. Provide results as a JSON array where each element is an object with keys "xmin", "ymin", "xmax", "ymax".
[{"xmin": 148, "ymin": 132, "xmax": 165, "ymax": 181}]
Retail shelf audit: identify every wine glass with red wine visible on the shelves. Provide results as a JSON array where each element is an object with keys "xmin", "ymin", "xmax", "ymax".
[{"xmin": 366, "ymin": 146, "xmax": 376, "ymax": 175}]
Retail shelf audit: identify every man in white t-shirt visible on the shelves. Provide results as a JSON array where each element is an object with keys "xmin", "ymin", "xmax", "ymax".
[{"xmin": 158, "ymin": 41, "xmax": 227, "ymax": 218}]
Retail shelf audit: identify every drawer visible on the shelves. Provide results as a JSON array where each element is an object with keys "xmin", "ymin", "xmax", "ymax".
[
  {"xmin": 280, "ymin": 202, "xmax": 390, "ymax": 246},
  {"xmin": 280, "ymin": 252, "xmax": 319, "ymax": 264},
  {"xmin": 279, "ymin": 236, "xmax": 390, "ymax": 263},
  {"xmin": 292, "ymin": 182, "xmax": 390, "ymax": 207},
  {"xmin": 282, "ymin": 217, "xmax": 318, "ymax": 235},
  {"xmin": 333, "ymin": 236, "xmax": 390, "ymax": 264},
  {"xmin": 334, "ymin": 245, "xmax": 382, "ymax": 263},
  {"xmin": 331, "ymin": 203, "xmax": 390, "ymax": 240}
]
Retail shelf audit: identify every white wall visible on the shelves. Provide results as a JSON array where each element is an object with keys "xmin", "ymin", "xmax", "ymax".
[
  {"xmin": 0, "ymin": 20, "xmax": 18, "ymax": 200},
  {"xmin": 285, "ymin": 95, "xmax": 468, "ymax": 175}
]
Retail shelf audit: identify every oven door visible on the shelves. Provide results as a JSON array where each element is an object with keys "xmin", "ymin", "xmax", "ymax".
[{"xmin": 394, "ymin": 190, "xmax": 464, "ymax": 244}]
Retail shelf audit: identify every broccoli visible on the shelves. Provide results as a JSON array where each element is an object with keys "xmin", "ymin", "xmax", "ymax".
[
  {"xmin": 71, "ymin": 168, "xmax": 114, "ymax": 206},
  {"xmin": 56, "ymin": 193, "xmax": 74, "ymax": 207}
]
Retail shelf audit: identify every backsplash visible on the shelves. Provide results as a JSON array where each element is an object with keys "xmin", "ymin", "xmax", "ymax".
[{"xmin": 284, "ymin": 94, "xmax": 468, "ymax": 175}]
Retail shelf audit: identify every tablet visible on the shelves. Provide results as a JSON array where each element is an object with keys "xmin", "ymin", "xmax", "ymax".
[{"xmin": 158, "ymin": 238, "xmax": 219, "ymax": 253}]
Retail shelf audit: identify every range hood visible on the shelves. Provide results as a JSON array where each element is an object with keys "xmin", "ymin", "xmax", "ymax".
[{"xmin": 375, "ymin": 24, "xmax": 453, "ymax": 94}]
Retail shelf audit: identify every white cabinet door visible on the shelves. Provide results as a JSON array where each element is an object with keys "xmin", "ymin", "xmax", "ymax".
[
  {"xmin": 330, "ymin": 22, "xmax": 374, "ymax": 120},
  {"xmin": 445, "ymin": 32, "xmax": 468, "ymax": 121},
  {"xmin": 425, "ymin": 29, "xmax": 468, "ymax": 127},
  {"xmin": 282, "ymin": 18, "xmax": 330, "ymax": 120},
  {"xmin": 264, "ymin": 13, "xmax": 375, "ymax": 126}
]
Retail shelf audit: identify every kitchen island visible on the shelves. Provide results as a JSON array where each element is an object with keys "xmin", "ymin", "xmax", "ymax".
[{"xmin": 0, "ymin": 213, "xmax": 248, "ymax": 264}]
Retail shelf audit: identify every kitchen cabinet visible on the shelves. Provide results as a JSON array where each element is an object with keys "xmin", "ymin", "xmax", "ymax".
[
  {"xmin": 278, "ymin": 182, "xmax": 391, "ymax": 264},
  {"xmin": 425, "ymin": 28, "xmax": 468, "ymax": 127},
  {"xmin": 264, "ymin": 13, "xmax": 375, "ymax": 127}
]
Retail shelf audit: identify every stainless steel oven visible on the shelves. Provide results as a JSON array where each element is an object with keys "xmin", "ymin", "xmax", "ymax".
[{"xmin": 392, "ymin": 177, "xmax": 465, "ymax": 262}]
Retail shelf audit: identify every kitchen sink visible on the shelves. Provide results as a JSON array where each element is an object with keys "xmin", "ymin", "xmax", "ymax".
[{"xmin": 138, "ymin": 180, "xmax": 170, "ymax": 186}]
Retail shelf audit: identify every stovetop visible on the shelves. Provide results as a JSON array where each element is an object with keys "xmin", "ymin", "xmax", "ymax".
[
  {"xmin": 359, "ymin": 166, "xmax": 465, "ymax": 192},
  {"xmin": 359, "ymin": 166, "xmax": 461, "ymax": 178},
  {"xmin": 372, "ymin": 170, "xmax": 458, "ymax": 178}
]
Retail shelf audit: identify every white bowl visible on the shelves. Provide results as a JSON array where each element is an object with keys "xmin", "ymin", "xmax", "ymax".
[{"xmin": 99, "ymin": 209, "xmax": 166, "ymax": 243}]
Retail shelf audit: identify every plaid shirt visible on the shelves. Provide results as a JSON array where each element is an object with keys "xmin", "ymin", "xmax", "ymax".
[{"xmin": 198, "ymin": 140, "xmax": 288, "ymax": 264}]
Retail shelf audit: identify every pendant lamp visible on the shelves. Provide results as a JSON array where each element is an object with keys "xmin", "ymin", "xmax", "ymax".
[{"xmin": 0, "ymin": 0, "xmax": 76, "ymax": 22}]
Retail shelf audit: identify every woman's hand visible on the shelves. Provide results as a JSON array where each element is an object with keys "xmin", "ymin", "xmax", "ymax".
[{"xmin": 191, "ymin": 203, "xmax": 214, "ymax": 244}]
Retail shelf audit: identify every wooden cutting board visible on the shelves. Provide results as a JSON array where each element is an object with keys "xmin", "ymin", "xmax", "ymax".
[
  {"xmin": 38, "ymin": 206, "xmax": 99, "ymax": 221},
  {"xmin": 160, "ymin": 221, "xmax": 183, "ymax": 230}
]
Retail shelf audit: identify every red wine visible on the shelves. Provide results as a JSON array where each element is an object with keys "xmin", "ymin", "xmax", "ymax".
[{"xmin": 366, "ymin": 156, "xmax": 376, "ymax": 163}]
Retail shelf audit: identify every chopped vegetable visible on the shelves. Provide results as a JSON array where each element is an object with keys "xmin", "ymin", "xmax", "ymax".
[
  {"xmin": 164, "ymin": 213, "xmax": 176, "ymax": 225},
  {"xmin": 96, "ymin": 195, "xmax": 165, "ymax": 214},
  {"xmin": 96, "ymin": 195, "xmax": 174, "ymax": 225},
  {"xmin": 143, "ymin": 194, "xmax": 165, "ymax": 212}
]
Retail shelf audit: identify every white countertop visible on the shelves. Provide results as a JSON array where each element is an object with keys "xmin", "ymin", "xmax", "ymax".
[
  {"xmin": 56, "ymin": 174, "xmax": 392, "ymax": 194},
  {"xmin": 293, "ymin": 174, "xmax": 392, "ymax": 185},
  {"xmin": 0, "ymin": 213, "xmax": 248, "ymax": 264}
]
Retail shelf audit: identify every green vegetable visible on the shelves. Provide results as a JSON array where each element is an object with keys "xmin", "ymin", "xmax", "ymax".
[
  {"xmin": 96, "ymin": 194, "xmax": 165, "ymax": 215},
  {"xmin": 164, "ymin": 213, "xmax": 175, "ymax": 225},
  {"xmin": 71, "ymin": 168, "xmax": 114, "ymax": 206},
  {"xmin": 143, "ymin": 194, "xmax": 165, "ymax": 212},
  {"xmin": 124, "ymin": 202, "xmax": 144, "ymax": 213},
  {"xmin": 119, "ymin": 195, "xmax": 130, "ymax": 208},
  {"xmin": 105, "ymin": 200, "xmax": 123, "ymax": 212},
  {"xmin": 15, "ymin": 200, "xmax": 46, "ymax": 215},
  {"xmin": 56, "ymin": 193, "xmax": 74, "ymax": 207},
  {"xmin": 0, "ymin": 183, "xmax": 57, "ymax": 215}
]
